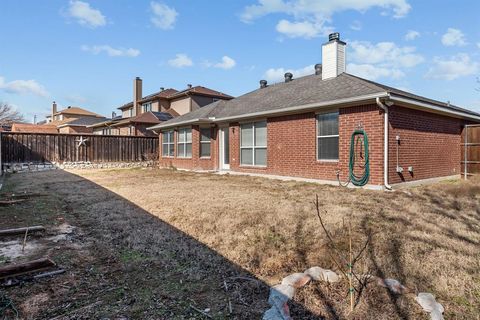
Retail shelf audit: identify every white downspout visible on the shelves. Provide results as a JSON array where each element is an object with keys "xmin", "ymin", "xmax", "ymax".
[{"xmin": 376, "ymin": 97, "xmax": 392, "ymax": 190}]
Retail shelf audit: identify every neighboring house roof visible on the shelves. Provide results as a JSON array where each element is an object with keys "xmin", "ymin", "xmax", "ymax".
[
  {"xmin": 111, "ymin": 112, "xmax": 174, "ymax": 126},
  {"xmin": 167, "ymin": 86, "xmax": 233, "ymax": 100},
  {"xmin": 11, "ymin": 123, "xmax": 58, "ymax": 133},
  {"xmin": 117, "ymin": 86, "xmax": 232, "ymax": 111},
  {"xmin": 57, "ymin": 117, "xmax": 108, "ymax": 128},
  {"xmin": 87, "ymin": 115, "xmax": 123, "ymax": 128},
  {"xmin": 149, "ymin": 72, "xmax": 480, "ymax": 130},
  {"xmin": 138, "ymin": 88, "xmax": 178, "ymax": 103},
  {"xmin": 54, "ymin": 106, "xmax": 103, "ymax": 117}
]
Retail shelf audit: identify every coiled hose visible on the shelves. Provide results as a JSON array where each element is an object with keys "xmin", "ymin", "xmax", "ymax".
[{"xmin": 337, "ymin": 129, "xmax": 370, "ymax": 187}]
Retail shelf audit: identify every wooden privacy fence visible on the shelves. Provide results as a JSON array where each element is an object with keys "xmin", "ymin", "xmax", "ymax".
[
  {"xmin": 1, "ymin": 132, "xmax": 158, "ymax": 164},
  {"xmin": 461, "ymin": 124, "xmax": 480, "ymax": 178}
]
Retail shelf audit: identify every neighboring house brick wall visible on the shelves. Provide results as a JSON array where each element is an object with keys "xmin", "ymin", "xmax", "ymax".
[
  {"xmin": 59, "ymin": 126, "xmax": 93, "ymax": 134},
  {"xmin": 134, "ymin": 124, "xmax": 157, "ymax": 137},
  {"xmin": 388, "ymin": 106, "xmax": 464, "ymax": 184}
]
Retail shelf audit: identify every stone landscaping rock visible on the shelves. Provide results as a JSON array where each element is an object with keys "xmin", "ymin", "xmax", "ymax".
[
  {"xmin": 262, "ymin": 306, "xmax": 292, "ymax": 320},
  {"xmin": 304, "ymin": 266, "xmax": 340, "ymax": 283},
  {"xmin": 268, "ymin": 284, "xmax": 295, "ymax": 306},
  {"xmin": 281, "ymin": 273, "xmax": 311, "ymax": 288}
]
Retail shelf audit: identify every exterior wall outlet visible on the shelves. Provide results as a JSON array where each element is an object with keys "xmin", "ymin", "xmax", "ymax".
[
  {"xmin": 408, "ymin": 166, "xmax": 413, "ymax": 173},
  {"xmin": 396, "ymin": 166, "xmax": 404, "ymax": 173}
]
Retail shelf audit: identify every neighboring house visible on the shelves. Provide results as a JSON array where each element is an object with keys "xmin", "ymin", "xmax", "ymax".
[
  {"xmin": 57, "ymin": 116, "xmax": 108, "ymax": 134},
  {"xmin": 46, "ymin": 102, "xmax": 104, "ymax": 126},
  {"xmin": 93, "ymin": 78, "xmax": 233, "ymax": 136},
  {"xmin": 90, "ymin": 111, "xmax": 173, "ymax": 136},
  {"xmin": 149, "ymin": 33, "xmax": 480, "ymax": 188}
]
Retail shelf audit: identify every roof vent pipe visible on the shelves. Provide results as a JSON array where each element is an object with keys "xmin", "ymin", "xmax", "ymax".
[
  {"xmin": 160, "ymin": 87, "xmax": 165, "ymax": 91},
  {"xmin": 315, "ymin": 63, "xmax": 322, "ymax": 75},
  {"xmin": 187, "ymin": 84, "xmax": 192, "ymax": 89},
  {"xmin": 260, "ymin": 80, "xmax": 268, "ymax": 88},
  {"xmin": 284, "ymin": 72, "xmax": 293, "ymax": 83}
]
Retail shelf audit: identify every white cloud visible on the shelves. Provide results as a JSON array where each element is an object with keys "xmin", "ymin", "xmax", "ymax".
[
  {"xmin": 0, "ymin": 77, "xmax": 49, "ymax": 97},
  {"xmin": 347, "ymin": 63, "xmax": 405, "ymax": 80},
  {"xmin": 150, "ymin": 2, "xmax": 178, "ymax": 30},
  {"xmin": 350, "ymin": 41, "xmax": 424, "ymax": 68},
  {"xmin": 441, "ymin": 28, "xmax": 467, "ymax": 46},
  {"xmin": 426, "ymin": 53, "xmax": 479, "ymax": 80},
  {"xmin": 81, "ymin": 45, "xmax": 140, "ymax": 57},
  {"xmin": 241, "ymin": 0, "xmax": 411, "ymax": 38},
  {"xmin": 67, "ymin": 0, "xmax": 106, "ymax": 28},
  {"xmin": 168, "ymin": 54, "xmax": 193, "ymax": 68},
  {"xmin": 263, "ymin": 64, "xmax": 314, "ymax": 82},
  {"xmin": 276, "ymin": 20, "xmax": 329, "ymax": 39},
  {"xmin": 404, "ymin": 30, "xmax": 420, "ymax": 41},
  {"xmin": 211, "ymin": 56, "xmax": 236, "ymax": 70}
]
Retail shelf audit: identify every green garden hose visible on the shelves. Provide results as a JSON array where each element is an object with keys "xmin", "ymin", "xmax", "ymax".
[
  {"xmin": 349, "ymin": 129, "xmax": 370, "ymax": 186},
  {"xmin": 336, "ymin": 129, "xmax": 370, "ymax": 187}
]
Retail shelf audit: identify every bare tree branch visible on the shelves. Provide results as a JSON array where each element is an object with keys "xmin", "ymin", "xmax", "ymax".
[{"xmin": 0, "ymin": 102, "xmax": 24, "ymax": 125}]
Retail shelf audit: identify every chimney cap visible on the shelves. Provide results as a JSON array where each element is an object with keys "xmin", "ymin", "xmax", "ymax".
[
  {"xmin": 259, "ymin": 80, "xmax": 268, "ymax": 88},
  {"xmin": 135, "ymin": 76, "xmax": 141, "ymax": 80},
  {"xmin": 328, "ymin": 32, "xmax": 340, "ymax": 41},
  {"xmin": 284, "ymin": 72, "xmax": 293, "ymax": 82}
]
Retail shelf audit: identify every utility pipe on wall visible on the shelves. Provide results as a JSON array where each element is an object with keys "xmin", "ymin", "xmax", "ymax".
[{"xmin": 376, "ymin": 97, "xmax": 392, "ymax": 190}]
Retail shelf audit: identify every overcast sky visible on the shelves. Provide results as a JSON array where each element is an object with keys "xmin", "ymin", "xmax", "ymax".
[{"xmin": 1, "ymin": 0, "xmax": 480, "ymax": 122}]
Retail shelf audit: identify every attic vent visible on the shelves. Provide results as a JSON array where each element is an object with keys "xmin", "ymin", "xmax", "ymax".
[
  {"xmin": 284, "ymin": 72, "xmax": 293, "ymax": 83},
  {"xmin": 315, "ymin": 63, "xmax": 322, "ymax": 75},
  {"xmin": 260, "ymin": 80, "xmax": 268, "ymax": 88},
  {"xmin": 160, "ymin": 87, "xmax": 165, "ymax": 91}
]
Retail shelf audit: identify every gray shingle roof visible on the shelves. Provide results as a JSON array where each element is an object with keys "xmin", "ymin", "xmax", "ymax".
[
  {"xmin": 149, "ymin": 72, "xmax": 480, "ymax": 129},
  {"xmin": 60, "ymin": 117, "xmax": 108, "ymax": 127}
]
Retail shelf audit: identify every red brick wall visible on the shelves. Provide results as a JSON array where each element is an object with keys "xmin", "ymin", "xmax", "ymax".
[
  {"xmin": 229, "ymin": 104, "xmax": 385, "ymax": 185},
  {"xmin": 388, "ymin": 106, "xmax": 464, "ymax": 184},
  {"xmin": 58, "ymin": 126, "xmax": 93, "ymax": 134},
  {"xmin": 158, "ymin": 125, "xmax": 217, "ymax": 170}
]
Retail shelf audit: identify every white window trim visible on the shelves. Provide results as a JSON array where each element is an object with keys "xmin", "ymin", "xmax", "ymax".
[
  {"xmin": 316, "ymin": 111, "xmax": 339, "ymax": 162},
  {"xmin": 240, "ymin": 121, "xmax": 267, "ymax": 167},
  {"xmin": 177, "ymin": 127, "xmax": 192, "ymax": 158},
  {"xmin": 199, "ymin": 127, "xmax": 212, "ymax": 159},
  {"xmin": 162, "ymin": 130, "xmax": 175, "ymax": 158},
  {"xmin": 142, "ymin": 102, "xmax": 152, "ymax": 113}
]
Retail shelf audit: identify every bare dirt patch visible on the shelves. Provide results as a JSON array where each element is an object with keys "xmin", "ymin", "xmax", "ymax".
[{"xmin": 1, "ymin": 168, "xmax": 479, "ymax": 319}]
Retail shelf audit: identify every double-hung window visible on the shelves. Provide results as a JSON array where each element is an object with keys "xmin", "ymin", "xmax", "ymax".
[
  {"xmin": 240, "ymin": 121, "xmax": 267, "ymax": 166},
  {"xmin": 162, "ymin": 130, "xmax": 174, "ymax": 157},
  {"xmin": 199, "ymin": 128, "xmax": 211, "ymax": 158},
  {"xmin": 142, "ymin": 102, "xmax": 152, "ymax": 113},
  {"xmin": 177, "ymin": 128, "xmax": 192, "ymax": 158},
  {"xmin": 316, "ymin": 112, "xmax": 339, "ymax": 160}
]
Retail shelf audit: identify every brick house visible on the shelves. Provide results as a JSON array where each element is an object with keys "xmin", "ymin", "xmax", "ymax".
[
  {"xmin": 12, "ymin": 103, "xmax": 106, "ymax": 134},
  {"xmin": 149, "ymin": 33, "xmax": 480, "ymax": 188},
  {"xmin": 91, "ymin": 78, "xmax": 233, "ymax": 136}
]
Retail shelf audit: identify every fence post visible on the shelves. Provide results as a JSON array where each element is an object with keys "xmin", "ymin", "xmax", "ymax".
[{"xmin": 464, "ymin": 125, "xmax": 468, "ymax": 180}]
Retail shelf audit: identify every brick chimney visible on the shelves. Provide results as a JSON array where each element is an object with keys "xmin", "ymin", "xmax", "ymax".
[
  {"xmin": 133, "ymin": 77, "xmax": 142, "ymax": 116},
  {"xmin": 321, "ymin": 32, "xmax": 346, "ymax": 80},
  {"xmin": 52, "ymin": 101, "xmax": 57, "ymax": 120}
]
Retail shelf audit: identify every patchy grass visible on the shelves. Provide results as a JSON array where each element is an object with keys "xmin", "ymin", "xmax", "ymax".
[{"xmin": 1, "ymin": 168, "xmax": 479, "ymax": 319}]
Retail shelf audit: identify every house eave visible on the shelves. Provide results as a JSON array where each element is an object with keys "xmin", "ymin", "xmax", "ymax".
[{"xmin": 389, "ymin": 94, "xmax": 480, "ymax": 122}]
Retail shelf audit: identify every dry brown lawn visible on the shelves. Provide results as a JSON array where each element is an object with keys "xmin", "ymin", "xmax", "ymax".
[{"xmin": 1, "ymin": 167, "xmax": 479, "ymax": 319}]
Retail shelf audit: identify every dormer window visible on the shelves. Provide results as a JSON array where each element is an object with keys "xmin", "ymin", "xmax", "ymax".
[{"xmin": 142, "ymin": 102, "xmax": 152, "ymax": 113}]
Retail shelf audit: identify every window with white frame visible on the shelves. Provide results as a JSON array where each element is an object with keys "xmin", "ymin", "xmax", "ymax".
[
  {"xmin": 177, "ymin": 128, "xmax": 192, "ymax": 158},
  {"xmin": 142, "ymin": 102, "xmax": 152, "ymax": 113},
  {"xmin": 240, "ymin": 121, "xmax": 267, "ymax": 166},
  {"xmin": 316, "ymin": 112, "xmax": 339, "ymax": 160},
  {"xmin": 199, "ymin": 128, "xmax": 211, "ymax": 158},
  {"xmin": 162, "ymin": 130, "xmax": 174, "ymax": 157},
  {"xmin": 128, "ymin": 109, "xmax": 133, "ymax": 117}
]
